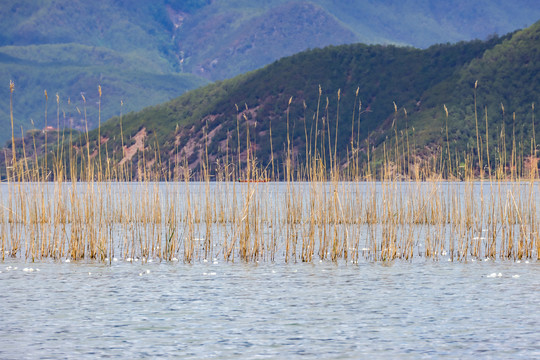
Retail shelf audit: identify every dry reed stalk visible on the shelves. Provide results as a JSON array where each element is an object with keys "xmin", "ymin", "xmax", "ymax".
[{"xmin": 3, "ymin": 83, "xmax": 540, "ymax": 264}]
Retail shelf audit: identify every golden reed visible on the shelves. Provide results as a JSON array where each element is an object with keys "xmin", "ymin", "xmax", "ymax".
[{"xmin": 1, "ymin": 82, "xmax": 538, "ymax": 263}]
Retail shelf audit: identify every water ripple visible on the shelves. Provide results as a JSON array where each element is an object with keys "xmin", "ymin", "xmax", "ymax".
[{"xmin": 0, "ymin": 260, "xmax": 538, "ymax": 359}]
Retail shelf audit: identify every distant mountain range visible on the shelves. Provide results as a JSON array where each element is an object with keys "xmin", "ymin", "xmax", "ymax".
[
  {"xmin": 1, "ymin": 0, "xmax": 540, "ymax": 144},
  {"xmin": 174, "ymin": 0, "xmax": 540, "ymax": 80}
]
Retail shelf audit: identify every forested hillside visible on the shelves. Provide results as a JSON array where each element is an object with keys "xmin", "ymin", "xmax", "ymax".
[{"xmin": 70, "ymin": 21, "xmax": 538, "ymax": 179}]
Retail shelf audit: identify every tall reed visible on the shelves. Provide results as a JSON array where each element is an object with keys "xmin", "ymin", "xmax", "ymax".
[{"xmin": 1, "ymin": 82, "xmax": 538, "ymax": 264}]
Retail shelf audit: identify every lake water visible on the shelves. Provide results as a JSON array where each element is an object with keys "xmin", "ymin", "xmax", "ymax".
[
  {"xmin": 1, "ymin": 258, "xmax": 538, "ymax": 359},
  {"xmin": 1, "ymin": 181, "xmax": 538, "ymax": 358}
]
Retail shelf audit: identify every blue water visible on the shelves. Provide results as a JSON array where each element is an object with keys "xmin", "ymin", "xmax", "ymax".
[{"xmin": 1, "ymin": 259, "xmax": 538, "ymax": 359}]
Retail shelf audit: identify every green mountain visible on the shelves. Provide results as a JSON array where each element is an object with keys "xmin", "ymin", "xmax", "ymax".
[
  {"xmin": 2, "ymin": 0, "xmax": 539, "ymax": 146},
  {"xmin": 392, "ymin": 20, "xmax": 540, "ymax": 165},
  {"xmin": 71, "ymin": 21, "xmax": 537, "ymax": 179}
]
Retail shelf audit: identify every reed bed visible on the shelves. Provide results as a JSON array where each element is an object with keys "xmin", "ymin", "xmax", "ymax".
[{"xmin": 1, "ymin": 83, "xmax": 538, "ymax": 263}]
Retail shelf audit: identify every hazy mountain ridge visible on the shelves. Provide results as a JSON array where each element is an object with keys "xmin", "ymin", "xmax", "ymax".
[{"xmin": 174, "ymin": 0, "xmax": 540, "ymax": 80}]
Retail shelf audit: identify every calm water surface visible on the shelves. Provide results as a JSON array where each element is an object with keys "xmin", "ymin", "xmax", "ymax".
[{"xmin": 1, "ymin": 259, "xmax": 538, "ymax": 359}]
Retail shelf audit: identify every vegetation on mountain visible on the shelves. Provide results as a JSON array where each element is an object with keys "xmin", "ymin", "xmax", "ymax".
[
  {"xmin": 400, "ymin": 20, "xmax": 540, "ymax": 174},
  {"xmin": 37, "ymin": 21, "xmax": 534, "ymax": 180}
]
